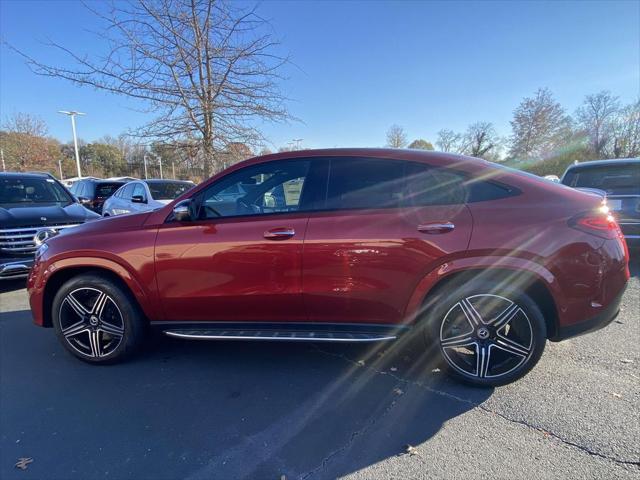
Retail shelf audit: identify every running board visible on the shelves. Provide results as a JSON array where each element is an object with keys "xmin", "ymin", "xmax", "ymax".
[{"xmin": 163, "ymin": 328, "xmax": 398, "ymax": 343}]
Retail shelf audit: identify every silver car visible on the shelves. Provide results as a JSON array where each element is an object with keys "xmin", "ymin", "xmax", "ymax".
[{"xmin": 102, "ymin": 179, "xmax": 194, "ymax": 216}]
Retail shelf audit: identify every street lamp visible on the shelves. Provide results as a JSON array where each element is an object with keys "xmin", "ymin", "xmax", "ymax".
[
  {"xmin": 292, "ymin": 138, "xmax": 303, "ymax": 150},
  {"xmin": 58, "ymin": 111, "xmax": 85, "ymax": 178}
]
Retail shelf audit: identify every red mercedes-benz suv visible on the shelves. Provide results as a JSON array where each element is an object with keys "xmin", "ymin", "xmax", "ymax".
[{"xmin": 27, "ymin": 149, "xmax": 629, "ymax": 386}]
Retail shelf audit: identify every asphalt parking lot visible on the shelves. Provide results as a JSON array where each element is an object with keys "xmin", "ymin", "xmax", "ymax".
[{"xmin": 1, "ymin": 260, "xmax": 639, "ymax": 480}]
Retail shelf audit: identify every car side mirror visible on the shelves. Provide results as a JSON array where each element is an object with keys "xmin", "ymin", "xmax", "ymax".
[
  {"xmin": 77, "ymin": 196, "xmax": 90, "ymax": 205},
  {"xmin": 131, "ymin": 195, "xmax": 146, "ymax": 204},
  {"xmin": 173, "ymin": 200, "xmax": 192, "ymax": 222}
]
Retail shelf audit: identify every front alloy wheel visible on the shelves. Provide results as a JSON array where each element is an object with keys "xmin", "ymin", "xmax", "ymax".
[
  {"xmin": 58, "ymin": 287, "xmax": 125, "ymax": 358},
  {"xmin": 53, "ymin": 273, "xmax": 145, "ymax": 363}
]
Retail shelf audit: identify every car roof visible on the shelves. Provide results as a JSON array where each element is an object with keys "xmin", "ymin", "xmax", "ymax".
[
  {"xmin": 0, "ymin": 171, "xmax": 55, "ymax": 179},
  {"xmin": 144, "ymin": 179, "xmax": 194, "ymax": 184},
  {"xmin": 232, "ymin": 148, "xmax": 488, "ymax": 172},
  {"xmin": 564, "ymin": 158, "xmax": 640, "ymax": 171}
]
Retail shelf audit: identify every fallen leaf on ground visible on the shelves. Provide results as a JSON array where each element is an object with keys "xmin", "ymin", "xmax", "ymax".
[
  {"xmin": 356, "ymin": 360, "xmax": 365, "ymax": 367},
  {"xmin": 393, "ymin": 387, "xmax": 404, "ymax": 396},
  {"xmin": 404, "ymin": 444, "xmax": 420, "ymax": 456},
  {"xmin": 610, "ymin": 392, "xmax": 622, "ymax": 398},
  {"xmin": 620, "ymin": 359, "xmax": 633, "ymax": 364},
  {"xmin": 15, "ymin": 458, "xmax": 33, "ymax": 470},
  {"xmin": 389, "ymin": 367, "xmax": 398, "ymax": 372}
]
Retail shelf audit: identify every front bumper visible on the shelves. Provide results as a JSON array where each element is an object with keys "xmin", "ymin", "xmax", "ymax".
[
  {"xmin": 551, "ymin": 285, "xmax": 627, "ymax": 341},
  {"xmin": 0, "ymin": 257, "xmax": 34, "ymax": 280}
]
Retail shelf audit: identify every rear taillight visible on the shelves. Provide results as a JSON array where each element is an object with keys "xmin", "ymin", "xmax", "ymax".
[{"xmin": 569, "ymin": 205, "xmax": 624, "ymax": 240}]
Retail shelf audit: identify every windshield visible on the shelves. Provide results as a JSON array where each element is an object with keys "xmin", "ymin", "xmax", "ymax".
[
  {"xmin": 0, "ymin": 176, "xmax": 73, "ymax": 207},
  {"xmin": 146, "ymin": 181, "xmax": 192, "ymax": 200},
  {"xmin": 562, "ymin": 164, "xmax": 640, "ymax": 195}
]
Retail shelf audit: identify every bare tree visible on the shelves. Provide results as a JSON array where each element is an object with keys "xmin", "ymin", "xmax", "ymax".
[
  {"xmin": 576, "ymin": 91, "xmax": 620, "ymax": 157},
  {"xmin": 11, "ymin": 0, "xmax": 291, "ymax": 176},
  {"xmin": 609, "ymin": 100, "xmax": 640, "ymax": 158},
  {"xmin": 462, "ymin": 122, "xmax": 501, "ymax": 159},
  {"xmin": 509, "ymin": 88, "xmax": 572, "ymax": 160},
  {"xmin": 386, "ymin": 124, "xmax": 408, "ymax": 148},
  {"xmin": 435, "ymin": 129, "xmax": 463, "ymax": 153},
  {"xmin": 2, "ymin": 112, "xmax": 49, "ymax": 137}
]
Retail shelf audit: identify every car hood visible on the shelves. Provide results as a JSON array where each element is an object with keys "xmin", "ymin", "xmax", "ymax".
[
  {"xmin": 0, "ymin": 203, "xmax": 100, "ymax": 229},
  {"xmin": 55, "ymin": 210, "xmax": 152, "ymax": 241}
]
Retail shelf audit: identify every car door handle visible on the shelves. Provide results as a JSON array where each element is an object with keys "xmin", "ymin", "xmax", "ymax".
[
  {"xmin": 417, "ymin": 222, "xmax": 455, "ymax": 234},
  {"xmin": 264, "ymin": 227, "xmax": 295, "ymax": 240}
]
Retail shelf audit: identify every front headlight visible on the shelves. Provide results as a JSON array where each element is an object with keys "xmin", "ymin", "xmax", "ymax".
[{"xmin": 35, "ymin": 242, "xmax": 49, "ymax": 259}]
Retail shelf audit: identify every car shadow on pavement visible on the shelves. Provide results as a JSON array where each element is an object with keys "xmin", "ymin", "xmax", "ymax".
[
  {"xmin": 0, "ymin": 279, "xmax": 26, "ymax": 294},
  {"xmin": 1, "ymin": 309, "xmax": 491, "ymax": 480},
  {"xmin": 628, "ymin": 255, "xmax": 639, "ymax": 277}
]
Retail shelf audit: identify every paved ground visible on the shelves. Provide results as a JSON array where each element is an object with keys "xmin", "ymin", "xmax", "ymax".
[{"xmin": 1, "ymin": 260, "xmax": 638, "ymax": 480}]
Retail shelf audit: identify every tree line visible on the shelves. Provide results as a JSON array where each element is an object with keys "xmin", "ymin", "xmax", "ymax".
[
  {"xmin": 386, "ymin": 88, "xmax": 640, "ymax": 175},
  {"xmin": 0, "ymin": 112, "xmax": 255, "ymax": 182}
]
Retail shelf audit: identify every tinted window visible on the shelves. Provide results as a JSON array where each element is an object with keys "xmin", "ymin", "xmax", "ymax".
[
  {"xmin": 95, "ymin": 183, "xmax": 124, "ymax": 198},
  {"xmin": 146, "ymin": 181, "xmax": 192, "ymax": 201},
  {"xmin": 0, "ymin": 176, "xmax": 73, "ymax": 206},
  {"xmin": 199, "ymin": 160, "xmax": 310, "ymax": 219},
  {"xmin": 562, "ymin": 164, "xmax": 640, "ymax": 195},
  {"xmin": 326, "ymin": 158, "xmax": 406, "ymax": 209},
  {"xmin": 404, "ymin": 163, "xmax": 468, "ymax": 206}
]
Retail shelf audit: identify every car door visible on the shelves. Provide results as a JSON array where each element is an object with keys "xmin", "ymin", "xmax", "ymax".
[
  {"xmin": 154, "ymin": 158, "xmax": 317, "ymax": 323},
  {"xmin": 302, "ymin": 157, "xmax": 473, "ymax": 325}
]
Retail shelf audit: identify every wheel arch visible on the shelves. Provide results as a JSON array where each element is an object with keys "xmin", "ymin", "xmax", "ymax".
[
  {"xmin": 406, "ymin": 261, "xmax": 560, "ymax": 339},
  {"xmin": 42, "ymin": 263, "xmax": 152, "ymax": 328}
]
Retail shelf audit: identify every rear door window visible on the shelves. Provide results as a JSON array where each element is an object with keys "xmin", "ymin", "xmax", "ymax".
[{"xmin": 326, "ymin": 158, "xmax": 406, "ymax": 210}]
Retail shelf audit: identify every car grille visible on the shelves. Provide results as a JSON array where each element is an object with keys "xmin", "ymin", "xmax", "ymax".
[{"xmin": 0, "ymin": 224, "xmax": 81, "ymax": 255}]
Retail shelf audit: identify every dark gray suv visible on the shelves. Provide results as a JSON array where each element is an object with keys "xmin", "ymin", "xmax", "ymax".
[{"xmin": 561, "ymin": 158, "xmax": 640, "ymax": 249}]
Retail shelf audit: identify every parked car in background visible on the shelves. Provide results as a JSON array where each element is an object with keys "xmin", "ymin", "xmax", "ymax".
[
  {"xmin": 68, "ymin": 178, "xmax": 126, "ymax": 214},
  {"xmin": 102, "ymin": 179, "xmax": 195, "ymax": 216},
  {"xmin": 28, "ymin": 149, "xmax": 629, "ymax": 387},
  {"xmin": 0, "ymin": 172, "xmax": 100, "ymax": 280},
  {"xmin": 543, "ymin": 174, "xmax": 560, "ymax": 182},
  {"xmin": 561, "ymin": 158, "xmax": 640, "ymax": 249}
]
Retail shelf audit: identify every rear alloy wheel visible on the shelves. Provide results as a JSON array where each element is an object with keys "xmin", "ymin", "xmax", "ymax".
[
  {"xmin": 427, "ymin": 285, "xmax": 546, "ymax": 386},
  {"xmin": 53, "ymin": 274, "xmax": 144, "ymax": 363}
]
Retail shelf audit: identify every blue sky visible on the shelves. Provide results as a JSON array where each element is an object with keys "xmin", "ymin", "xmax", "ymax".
[{"xmin": 1, "ymin": 0, "xmax": 638, "ymax": 150}]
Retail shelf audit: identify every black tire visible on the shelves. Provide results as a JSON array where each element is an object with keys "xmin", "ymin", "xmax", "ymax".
[
  {"xmin": 423, "ymin": 278, "xmax": 546, "ymax": 387},
  {"xmin": 52, "ymin": 273, "xmax": 145, "ymax": 364}
]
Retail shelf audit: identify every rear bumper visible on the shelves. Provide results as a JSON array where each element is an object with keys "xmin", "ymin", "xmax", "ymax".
[
  {"xmin": 551, "ymin": 285, "xmax": 626, "ymax": 341},
  {"xmin": 0, "ymin": 257, "xmax": 34, "ymax": 280}
]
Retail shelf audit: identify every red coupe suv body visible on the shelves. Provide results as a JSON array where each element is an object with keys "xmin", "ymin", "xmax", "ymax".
[{"xmin": 27, "ymin": 149, "xmax": 629, "ymax": 386}]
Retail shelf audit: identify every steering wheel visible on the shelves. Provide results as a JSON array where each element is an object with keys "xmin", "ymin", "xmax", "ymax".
[{"xmin": 237, "ymin": 198, "xmax": 261, "ymax": 214}]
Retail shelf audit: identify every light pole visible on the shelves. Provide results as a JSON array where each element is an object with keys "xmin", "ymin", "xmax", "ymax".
[
  {"xmin": 292, "ymin": 138, "xmax": 303, "ymax": 150},
  {"xmin": 143, "ymin": 155, "xmax": 149, "ymax": 179},
  {"xmin": 58, "ymin": 111, "xmax": 85, "ymax": 178},
  {"xmin": 1, "ymin": 149, "xmax": 5, "ymax": 171}
]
